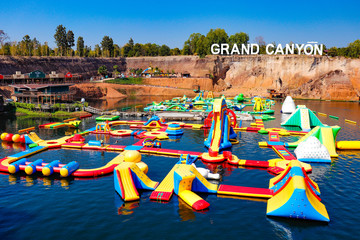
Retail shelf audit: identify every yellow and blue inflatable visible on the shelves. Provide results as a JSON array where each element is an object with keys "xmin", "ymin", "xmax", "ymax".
[{"xmin": 266, "ymin": 160, "xmax": 330, "ymax": 222}]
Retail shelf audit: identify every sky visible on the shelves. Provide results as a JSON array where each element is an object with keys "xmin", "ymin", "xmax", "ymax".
[{"xmin": 1, "ymin": 0, "xmax": 360, "ymax": 49}]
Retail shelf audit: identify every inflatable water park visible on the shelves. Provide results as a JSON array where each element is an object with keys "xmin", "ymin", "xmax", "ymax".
[
  {"xmin": 144, "ymin": 91, "xmax": 275, "ymax": 114},
  {"xmin": 1, "ymin": 95, "xmax": 360, "ymax": 223}
]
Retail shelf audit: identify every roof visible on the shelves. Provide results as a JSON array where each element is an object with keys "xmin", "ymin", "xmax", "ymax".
[{"xmin": 9, "ymin": 84, "xmax": 73, "ymax": 90}]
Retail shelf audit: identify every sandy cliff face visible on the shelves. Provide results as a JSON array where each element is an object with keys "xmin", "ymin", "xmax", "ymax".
[
  {"xmin": 71, "ymin": 83, "xmax": 127, "ymax": 99},
  {"xmin": 1, "ymin": 55, "xmax": 360, "ymax": 100},
  {"xmin": 218, "ymin": 55, "xmax": 360, "ymax": 100},
  {"xmin": 70, "ymin": 83, "xmax": 198, "ymax": 99},
  {"xmin": 143, "ymin": 78, "xmax": 213, "ymax": 91}
]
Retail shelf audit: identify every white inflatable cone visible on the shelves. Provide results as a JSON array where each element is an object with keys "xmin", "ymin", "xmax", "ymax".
[{"xmin": 282, "ymin": 96, "xmax": 296, "ymax": 114}]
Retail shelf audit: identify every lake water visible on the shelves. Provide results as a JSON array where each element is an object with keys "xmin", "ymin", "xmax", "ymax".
[{"xmin": 1, "ymin": 99, "xmax": 360, "ymax": 240}]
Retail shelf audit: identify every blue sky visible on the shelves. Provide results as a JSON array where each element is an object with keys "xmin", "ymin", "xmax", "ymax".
[{"xmin": 1, "ymin": 0, "xmax": 360, "ymax": 49}]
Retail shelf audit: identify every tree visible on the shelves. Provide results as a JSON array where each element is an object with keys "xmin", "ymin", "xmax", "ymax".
[
  {"xmin": 184, "ymin": 33, "xmax": 203, "ymax": 55},
  {"xmin": 133, "ymin": 43, "xmax": 144, "ymax": 56},
  {"xmin": 255, "ymin": 36, "xmax": 266, "ymax": 54},
  {"xmin": 204, "ymin": 28, "xmax": 229, "ymax": 54},
  {"xmin": 84, "ymin": 45, "xmax": 91, "ymax": 57},
  {"xmin": 113, "ymin": 65, "xmax": 120, "ymax": 76},
  {"xmin": 98, "ymin": 65, "xmax": 108, "ymax": 76},
  {"xmin": 196, "ymin": 35, "xmax": 207, "ymax": 57},
  {"xmin": 54, "ymin": 25, "xmax": 67, "ymax": 56},
  {"xmin": 41, "ymin": 42, "xmax": 50, "ymax": 56},
  {"xmin": 327, "ymin": 47, "xmax": 338, "ymax": 57},
  {"xmin": 182, "ymin": 45, "xmax": 191, "ymax": 55},
  {"xmin": 101, "ymin": 36, "xmax": 114, "ymax": 57},
  {"xmin": 129, "ymin": 38, "xmax": 134, "ymax": 48},
  {"xmin": 2, "ymin": 42, "xmax": 11, "ymax": 55},
  {"xmin": 10, "ymin": 42, "xmax": 18, "ymax": 56},
  {"xmin": 159, "ymin": 44, "xmax": 170, "ymax": 56},
  {"xmin": 94, "ymin": 44, "xmax": 101, "ymax": 57},
  {"xmin": 32, "ymin": 38, "xmax": 42, "ymax": 56},
  {"xmin": 347, "ymin": 39, "xmax": 360, "ymax": 58},
  {"xmin": 76, "ymin": 36, "xmax": 84, "ymax": 56},
  {"xmin": 0, "ymin": 30, "xmax": 9, "ymax": 55},
  {"xmin": 113, "ymin": 44, "xmax": 121, "ymax": 57},
  {"xmin": 123, "ymin": 38, "xmax": 134, "ymax": 57},
  {"xmin": 170, "ymin": 48, "xmax": 180, "ymax": 55},
  {"xmin": 66, "ymin": 30, "xmax": 75, "ymax": 56},
  {"xmin": 255, "ymin": 36, "xmax": 265, "ymax": 46},
  {"xmin": 230, "ymin": 32, "xmax": 250, "ymax": 47},
  {"xmin": 21, "ymin": 35, "xmax": 32, "ymax": 56}
]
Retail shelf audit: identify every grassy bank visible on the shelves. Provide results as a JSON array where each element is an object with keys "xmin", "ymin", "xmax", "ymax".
[
  {"xmin": 105, "ymin": 77, "xmax": 143, "ymax": 85},
  {"xmin": 15, "ymin": 108, "xmax": 89, "ymax": 117}
]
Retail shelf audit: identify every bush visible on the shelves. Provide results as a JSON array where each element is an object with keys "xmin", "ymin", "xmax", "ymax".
[{"xmin": 105, "ymin": 77, "xmax": 143, "ymax": 85}]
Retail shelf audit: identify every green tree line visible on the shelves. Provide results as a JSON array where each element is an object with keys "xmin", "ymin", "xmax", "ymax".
[{"xmin": 0, "ymin": 26, "xmax": 360, "ymax": 58}]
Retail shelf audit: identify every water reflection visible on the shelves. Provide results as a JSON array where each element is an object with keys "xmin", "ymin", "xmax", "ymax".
[
  {"xmin": 1, "ymin": 141, "xmax": 26, "ymax": 151},
  {"xmin": 65, "ymin": 128, "xmax": 81, "ymax": 136},
  {"xmin": 168, "ymin": 135, "xmax": 183, "ymax": 141},
  {"xmin": 114, "ymin": 193, "xmax": 140, "ymax": 215},
  {"xmin": 178, "ymin": 198, "xmax": 196, "ymax": 221},
  {"xmin": 87, "ymin": 95, "xmax": 185, "ymax": 111},
  {"xmin": 7, "ymin": 173, "xmax": 72, "ymax": 189}
]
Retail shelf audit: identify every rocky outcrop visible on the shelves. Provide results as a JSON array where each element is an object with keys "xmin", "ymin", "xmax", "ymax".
[
  {"xmin": 217, "ymin": 55, "xmax": 360, "ymax": 101},
  {"xmin": 70, "ymin": 83, "xmax": 198, "ymax": 99},
  {"xmin": 143, "ymin": 77, "xmax": 213, "ymax": 91},
  {"xmin": 71, "ymin": 83, "xmax": 127, "ymax": 99}
]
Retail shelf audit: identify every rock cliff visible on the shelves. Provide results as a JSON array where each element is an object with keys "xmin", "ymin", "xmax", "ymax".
[
  {"xmin": 70, "ymin": 83, "xmax": 198, "ymax": 99},
  {"xmin": 1, "ymin": 55, "xmax": 360, "ymax": 100},
  {"xmin": 217, "ymin": 55, "xmax": 360, "ymax": 101},
  {"xmin": 143, "ymin": 78, "xmax": 213, "ymax": 91}
]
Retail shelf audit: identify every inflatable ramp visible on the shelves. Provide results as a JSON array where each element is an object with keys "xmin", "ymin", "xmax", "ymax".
[
  {"xmin": 114, "ymin": 162, "xmax": 158, "ymax": 202},
  {"xmin": 173, "ymin": 164, "xmax": 218, "ymax": 210},
  {"xmin": 266, "ymin": 160, "xmax": 329, "ymax": 222},
  {"xmin": 150, "ymin": 165, "xmax": 177, "ymax": 201},
  {"xmin": 281, "ymin": 106, "xmax": 324, "ymax": 131}
]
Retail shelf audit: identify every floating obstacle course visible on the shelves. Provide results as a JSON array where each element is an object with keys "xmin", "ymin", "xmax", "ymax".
[{"xmin": 2, "ymin": 95, "xmax": 360, "ymax": 223}]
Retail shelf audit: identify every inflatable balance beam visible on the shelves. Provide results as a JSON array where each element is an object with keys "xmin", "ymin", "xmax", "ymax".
[{"xmin": 218, "ymin": 185, "xmax": 273, "ymax": 199}]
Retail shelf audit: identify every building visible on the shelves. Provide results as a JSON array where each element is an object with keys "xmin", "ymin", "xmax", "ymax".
[
  {"xmin": 0, "ymin": 70, "xmax": 84, "ymax": 86},
  {"xmin": 10, "ymin": 84, "xmax": 74, "ymax": 105}
]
